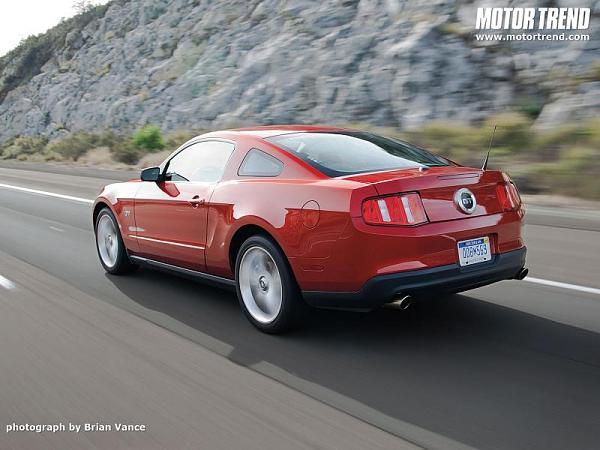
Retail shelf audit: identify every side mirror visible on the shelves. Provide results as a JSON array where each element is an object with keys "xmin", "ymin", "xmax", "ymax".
[{"xmin": 140, "ymin": 166, "xmax": 161, "ymax": 182}]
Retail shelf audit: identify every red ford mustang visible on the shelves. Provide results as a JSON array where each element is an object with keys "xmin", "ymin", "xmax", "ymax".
[{"xmin": 93, "ymin": 125, "xmax": 527, "ymax": 333}]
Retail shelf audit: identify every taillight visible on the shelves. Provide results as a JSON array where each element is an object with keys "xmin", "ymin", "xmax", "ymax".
[
  {"xmin": 496, "ymin": 182, "xmax": 521, "ymax": 211},
  {"xmin": 362, "ymin": 193, "xmax": 428, "ymax": 225}
]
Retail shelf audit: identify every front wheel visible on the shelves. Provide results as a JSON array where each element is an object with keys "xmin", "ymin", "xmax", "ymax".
[
  {"xmin": 235, "ymin": 235, "xmax": 305, "ymax": 333},
  {"xmin": 95, "ymin": 207, "xmax": 137, "ymax": 275}
]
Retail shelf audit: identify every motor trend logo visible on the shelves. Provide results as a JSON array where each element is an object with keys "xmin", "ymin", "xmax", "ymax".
[{"xmin": 475, "ymin": 7, "xmax": 590, "ymax": 41}]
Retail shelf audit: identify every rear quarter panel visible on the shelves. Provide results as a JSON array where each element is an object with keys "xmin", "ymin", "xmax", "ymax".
[{"xmin": 205, "ymin": 178, "xmax": 365, "ymax": 280}]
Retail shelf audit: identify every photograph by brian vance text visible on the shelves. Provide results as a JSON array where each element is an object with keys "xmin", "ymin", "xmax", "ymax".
[{"xmin": 6, "ymin": 422, "xmax": 147, "ymax": 434}]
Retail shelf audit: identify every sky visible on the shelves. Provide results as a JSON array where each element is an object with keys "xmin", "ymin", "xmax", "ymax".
[{"xmin": 0, "ymin": 0, "xmax": 110, "ymax": 57}]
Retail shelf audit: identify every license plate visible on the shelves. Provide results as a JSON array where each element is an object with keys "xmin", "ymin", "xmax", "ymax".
[{"xmin": 458, "ymin": 237, "xmax": 491, "ymax": 266}]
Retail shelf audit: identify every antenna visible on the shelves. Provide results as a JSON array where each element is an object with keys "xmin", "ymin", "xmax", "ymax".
[{"xmin": 482, "ymin": 124, "xmax": 497, "ymax": 171}]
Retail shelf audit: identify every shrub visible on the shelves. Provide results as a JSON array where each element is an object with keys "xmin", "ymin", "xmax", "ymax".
[
  {"xmin": 96, "ymin": 130, "xmax": 124, "ymax": 149},
  {"xmin": 43, "ymin": 129, "xmax": 143, "ymax": 164},
  {"xmin": 112, "ymin": 145, "xmax": 140, "ymax": 164},
  {"xmin": 109, "ymin": 137, "xmax": 141, "ymax": 164},
  {"xmin": 0, "ymin": 136, "xmax": 48, "ymax": 159},
  {"xmin": 43, "ymin": 150, "xmax": 64, "ymax": 162},
  {"xmin": 132, "ymin": 125, "xmax": 165, "ymax": 152},
  {"xmin": 45, "ymin": 131, "xmax": 102, "ymax": 160}
]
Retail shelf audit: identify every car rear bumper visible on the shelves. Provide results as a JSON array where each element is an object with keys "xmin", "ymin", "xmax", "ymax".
[{"xmin": 302, "ymin": 246, "xmax": 526, "ymax": 311}]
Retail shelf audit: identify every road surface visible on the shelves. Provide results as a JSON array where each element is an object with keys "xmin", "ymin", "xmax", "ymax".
[{"xmin": 1, "ymin": 162, "xmax": 599, "ymax": 450}]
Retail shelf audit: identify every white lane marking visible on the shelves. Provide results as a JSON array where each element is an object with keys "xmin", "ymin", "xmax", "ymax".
[
  {"xmin": 0, "ymin": 183, "xmax": 93, "ymax": 204},
  {"xmin": 524, "ymin": 277, "xmax": 600, "ymax": 296},
  {"xmin": 0, "ymin": 275, "xmax": 16, "ymax": 290},
  {"xmin": 50, "ymin": 226, "xmax": 65, "ymax": 233}
]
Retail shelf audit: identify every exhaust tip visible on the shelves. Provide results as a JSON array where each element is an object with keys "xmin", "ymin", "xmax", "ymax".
[
  {"xmin": 390, "ymin": 294, "xmax": 413, "ymax": 310},
  {"xmin": 515, "ymin": 268, "xmax": 529, "ymax": 280}
]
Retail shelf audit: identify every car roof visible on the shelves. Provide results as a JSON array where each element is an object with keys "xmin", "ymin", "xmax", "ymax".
[{"xmin": 210, "ymin": 124, "xmax": 351, "ymax": 139}]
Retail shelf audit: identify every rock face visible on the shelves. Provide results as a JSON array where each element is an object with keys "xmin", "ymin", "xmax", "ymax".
[{"xmin": 0, "ymin": 0, "xmax": 598, "ymax": 142}]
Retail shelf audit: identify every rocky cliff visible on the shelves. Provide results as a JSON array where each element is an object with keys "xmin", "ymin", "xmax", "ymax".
[{"xmin": 0, "ymin": 0, "xmax": 598, "ymax": 143}]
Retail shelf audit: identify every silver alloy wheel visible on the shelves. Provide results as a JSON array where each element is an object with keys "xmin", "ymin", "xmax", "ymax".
[
  {"xmin": 238, "ymin": 246, "xmax": 283, "ymax": 324},
  {"xmin": 96, "ymin": 214, "xmax": 119, "ymax": 268}
]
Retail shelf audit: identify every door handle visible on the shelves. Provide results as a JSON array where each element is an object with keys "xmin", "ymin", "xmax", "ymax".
[{"xmin": 189, "ymin": 195, "xmax": 205, "ymax": 208}]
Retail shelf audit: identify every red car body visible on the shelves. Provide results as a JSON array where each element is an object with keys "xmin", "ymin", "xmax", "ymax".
[{"xmin": 94, "ymin": 125, "xmax": 526, "ymax": 311}]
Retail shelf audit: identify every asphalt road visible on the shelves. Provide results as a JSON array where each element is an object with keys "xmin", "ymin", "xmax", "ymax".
[{"xmin": 1, "ymin": 162, "xmax": 599, "ymax": 450}]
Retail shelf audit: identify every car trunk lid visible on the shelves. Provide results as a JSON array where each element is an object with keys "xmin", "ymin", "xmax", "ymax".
[{"xmin": 344, "ymin": 166, "xmax": 505, "ymax": 222}]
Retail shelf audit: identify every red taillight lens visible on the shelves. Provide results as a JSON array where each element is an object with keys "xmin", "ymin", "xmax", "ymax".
[
  {"xmin": 496, "ymin": 182, "xmax": 521, "ymax": 211},
  {"xmin": 362, "ymin": 193, "xmax": 428, "ymax": 225},
  {"xmin": 507, "ymin": 182, "xmax": 521, "ymax": 207}
]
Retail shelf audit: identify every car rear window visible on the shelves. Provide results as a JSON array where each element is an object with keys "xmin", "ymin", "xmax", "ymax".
[{"xmin": 267, "ymin": 132, "xmax": 449, "ymax": 177}]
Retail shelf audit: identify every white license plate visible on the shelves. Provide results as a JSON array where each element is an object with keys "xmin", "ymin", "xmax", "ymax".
[{"xmin": 458, "ymin": 237, "xmax": 491, "ymax": 266}]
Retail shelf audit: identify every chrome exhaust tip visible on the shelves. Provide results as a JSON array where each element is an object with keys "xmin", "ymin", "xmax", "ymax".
[
  {"xmin": 515, "ymin": 268, "xmax": 529, "ymax": 280},
  {"xmin": 390, "ymin": 294, "xmax": 413, "ymax": 310}
]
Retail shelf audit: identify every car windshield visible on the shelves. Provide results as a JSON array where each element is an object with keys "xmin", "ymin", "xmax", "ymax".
[{"xmin": 267, "ymin": 132, "xmax": 449, "ymax": 177}]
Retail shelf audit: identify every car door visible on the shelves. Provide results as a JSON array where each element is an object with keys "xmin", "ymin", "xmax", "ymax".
[{"xmin": 133, "ymin": 140, "xmax": 235, "ymax": 272}]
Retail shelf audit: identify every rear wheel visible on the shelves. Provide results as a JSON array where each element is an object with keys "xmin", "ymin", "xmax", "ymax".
[
  {"xmin": 95, "ymin": 207, "xmax": 137, "ymax": 275},
  {"xmin": 235, "ymin": 235, "xmax": 305, "ymax": 333}
]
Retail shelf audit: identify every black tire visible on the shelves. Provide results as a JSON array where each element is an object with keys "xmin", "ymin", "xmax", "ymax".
[
  {"xmin": 235, "ymin": 235, "xmax": 306, "ymax": 333},
  {"xmin": 94, "ymin": 207, "xmax": 137, "ymax": 275}
]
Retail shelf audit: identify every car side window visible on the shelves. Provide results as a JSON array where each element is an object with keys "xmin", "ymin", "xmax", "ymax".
[
  {"xmin": 238, "ymin": 148, "xmax": 283, "ymax": 177},
  {"xmin": 165, "ymin": 141, "xmax": 234, "ymax": 183}
]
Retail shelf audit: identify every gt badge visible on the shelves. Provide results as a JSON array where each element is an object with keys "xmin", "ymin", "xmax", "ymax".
[{"xmin": 454, "ymin": 188, "xmax": 476, "ymax": 214}]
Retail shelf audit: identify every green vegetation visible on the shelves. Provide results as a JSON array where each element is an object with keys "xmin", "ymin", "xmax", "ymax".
[
  {"xmin": 0, "ymin": 125, "xmax": 199, "ymax": 166},
  {"xmin": 1, "ymin": 117, "xmax": 599, "ymax": 200},
  {"xmin": 132, "ymin": 125, "xmax": 165, "ymax": 152},
  {"xmin": 111, "ymin": 139, "xmax": 141, "ymax": 165},
  {"xmin": 0, "ymin": 136, "xmax": 48, "ymax": 160},
  {"xmin": 45, "ymin": 131, "xmax": 118, "ymax": 161}
]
